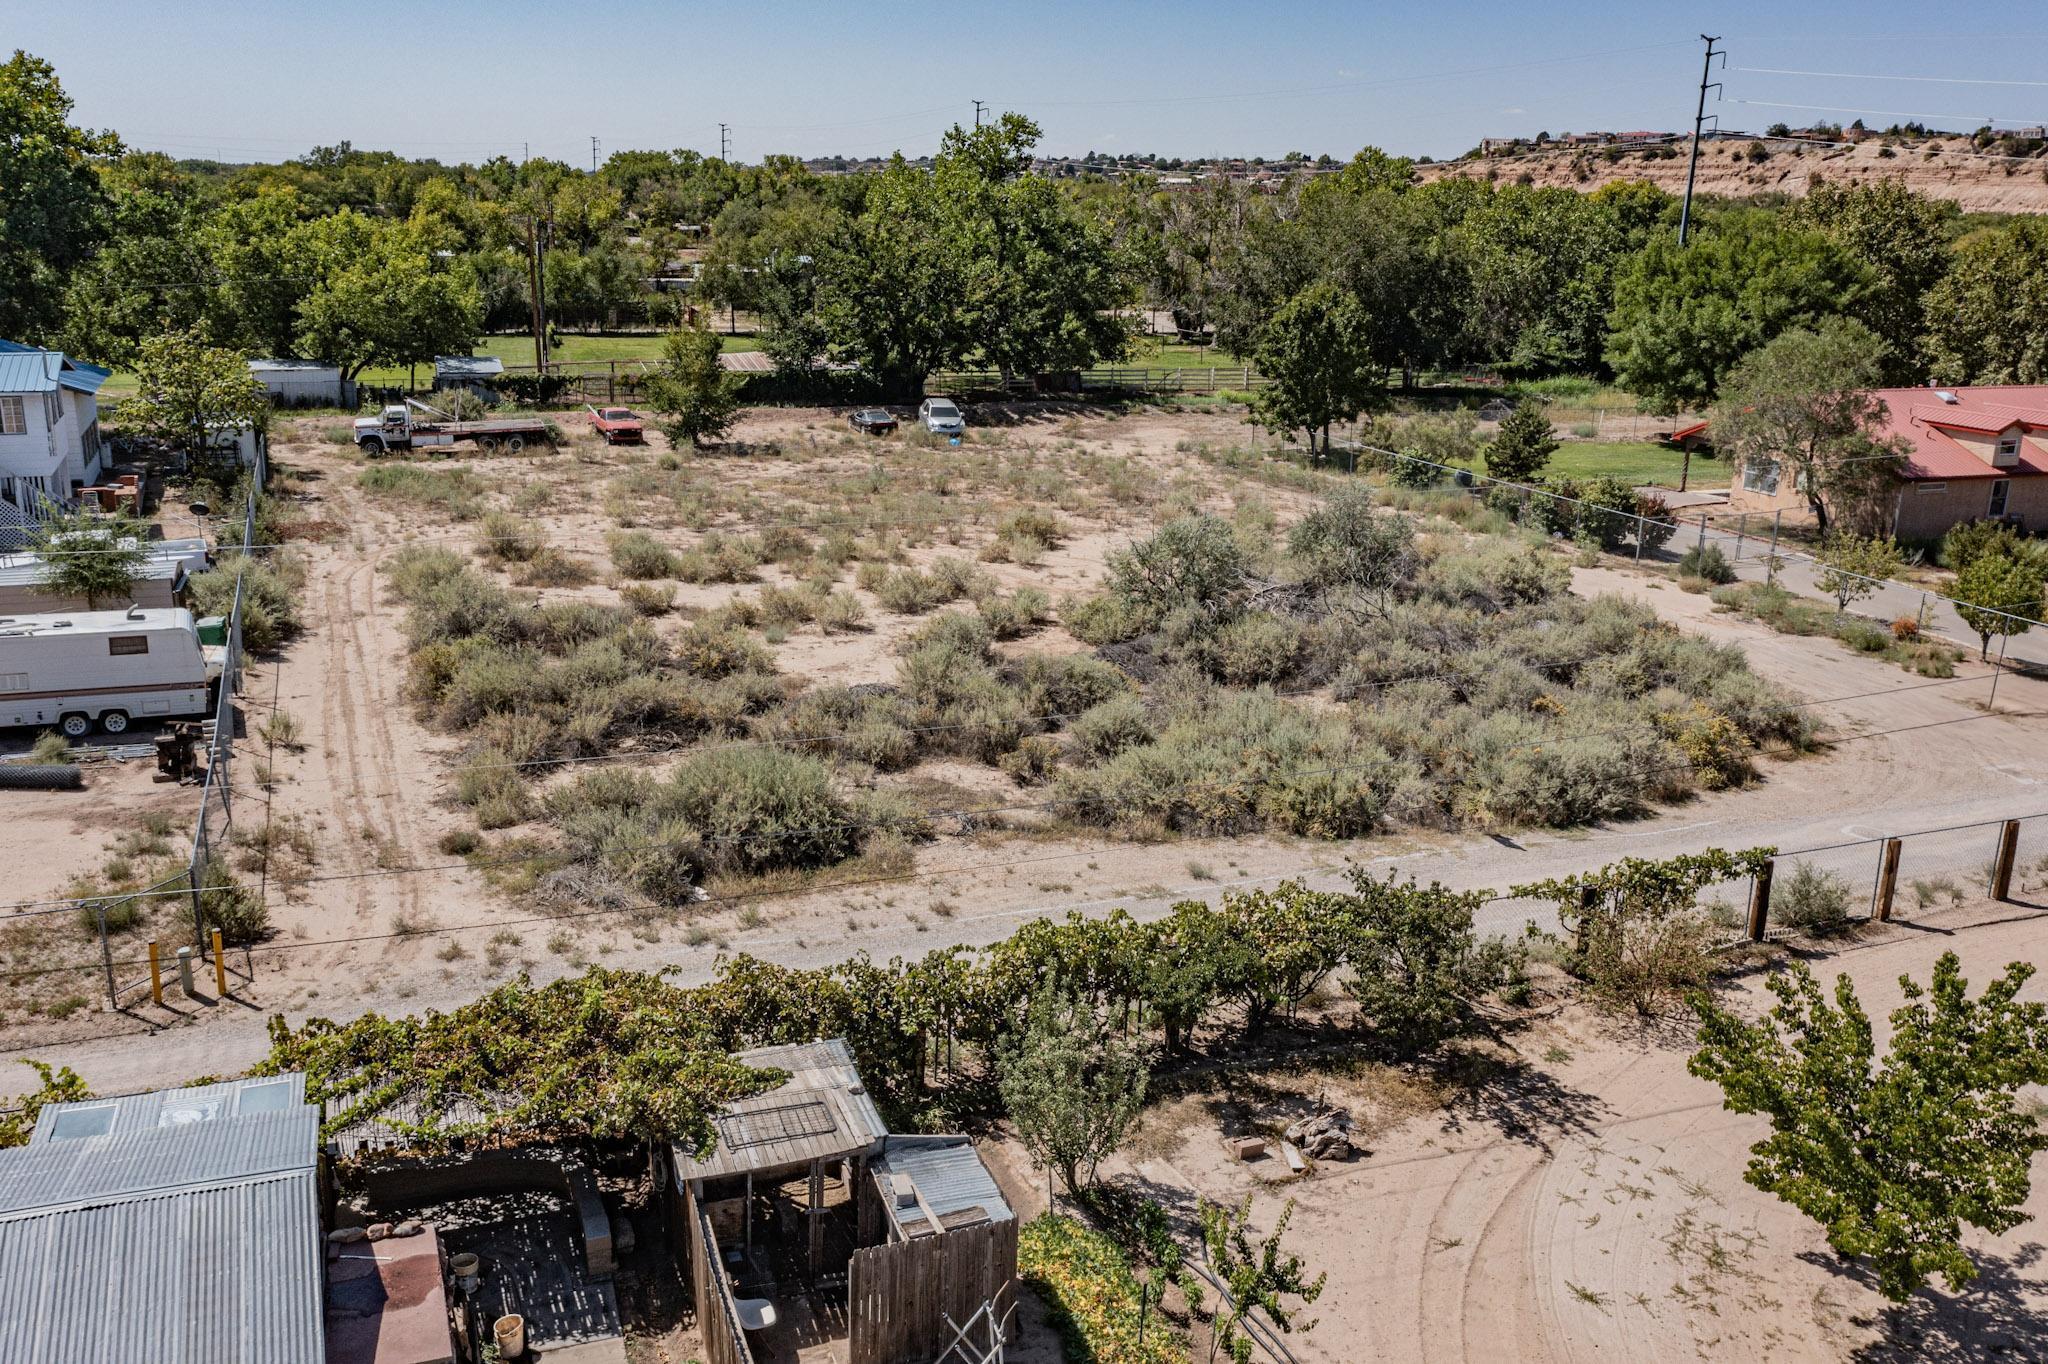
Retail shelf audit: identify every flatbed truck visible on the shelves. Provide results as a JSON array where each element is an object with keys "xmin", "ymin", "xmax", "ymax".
[{"xmin": 353, "ymin": 399, "xmax": 553, "ymax": 455}]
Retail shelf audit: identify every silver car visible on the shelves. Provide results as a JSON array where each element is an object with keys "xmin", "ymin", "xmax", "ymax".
[{"xmin": 919, "ymin": 397, "xmax": 965, "ymax": 435}]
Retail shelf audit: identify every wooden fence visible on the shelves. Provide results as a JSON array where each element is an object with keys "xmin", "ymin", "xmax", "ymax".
[
  {"xmin": 686, "ymin": 1184, "xmax": 754, "ymax": 1364},
  {"xmin": 846, "ymin": 1219, "xmax": 1018, "ymax": 1364}
]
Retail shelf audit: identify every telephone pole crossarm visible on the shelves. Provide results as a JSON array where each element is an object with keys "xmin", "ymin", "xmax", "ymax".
[{"xmin": 1678, "ymin": 34, "xmax": 1724, "ymax": 247}]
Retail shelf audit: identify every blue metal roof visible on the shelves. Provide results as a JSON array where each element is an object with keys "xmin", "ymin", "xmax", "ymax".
[{"xmin": 0, "ymin": 342, "xmax": 109, "ymax": 395}]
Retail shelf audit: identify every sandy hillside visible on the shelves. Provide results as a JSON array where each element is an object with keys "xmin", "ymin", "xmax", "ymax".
[{"xmin": 1420, "ymin": 138, "xmax": 2048, "ymax": 213}]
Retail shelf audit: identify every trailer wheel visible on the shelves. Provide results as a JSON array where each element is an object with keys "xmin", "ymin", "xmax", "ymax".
[
  {"xmin": 59, "ymin": 713, "xmax": 91, "ymax": 740},
  {"xmin": 476, "ymin": 436, "xmax": 501, "ymax": 454},
  {"xmin": 505, "ymin": 434, "xmax": 526, "ymax": 453},
  {"xmin": 98, "ymin": 710, "xmax": 130, "ymax": 735}
]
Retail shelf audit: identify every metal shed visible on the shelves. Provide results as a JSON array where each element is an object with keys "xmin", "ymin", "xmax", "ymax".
[
  {"xmin": 0, "ymin": 1075, "xmax": 324, "ymax": 1364},
  {"xmin": 432, "ymin": 355, "xmax": 505, "ymax": 398},
  {"xmin": 870, "ymin": 1136, "xmax": 1014, "ymax": 1240},
  {"xmin": 248, "ymin": 359, "xmax": 350, "ymax": 408}
]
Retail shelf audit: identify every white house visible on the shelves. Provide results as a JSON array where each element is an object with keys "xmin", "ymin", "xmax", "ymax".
[{"xmin": 0, "ymin": 340, "xmax": 110, "ymax": 529}]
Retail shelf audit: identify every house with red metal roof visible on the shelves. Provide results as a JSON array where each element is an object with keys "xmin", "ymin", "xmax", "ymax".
[{"xmin": 1728, "ymin": 386, "xmax": 2048, "ymax": 542}]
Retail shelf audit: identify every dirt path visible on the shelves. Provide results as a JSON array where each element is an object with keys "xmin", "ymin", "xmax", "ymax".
[{"xmin": 1121, "ymin": 901, "xmax": 2048, "ymax": 1362}]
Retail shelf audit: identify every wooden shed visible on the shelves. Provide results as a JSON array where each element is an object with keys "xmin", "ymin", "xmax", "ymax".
[{"xmin": 672, "ymin": 1040, "xmax": 1016, "ymax": 1364}]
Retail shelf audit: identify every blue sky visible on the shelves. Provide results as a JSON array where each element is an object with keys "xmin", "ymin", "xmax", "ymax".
[{"xmin": 14, "ymin": 1, "xmax": 2048, "ymax": 165}]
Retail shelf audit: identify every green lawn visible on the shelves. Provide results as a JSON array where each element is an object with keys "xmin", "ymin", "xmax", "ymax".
[{"xmin": 1544, "ymin": 441, "xmax": 1729, "ymax": 490}]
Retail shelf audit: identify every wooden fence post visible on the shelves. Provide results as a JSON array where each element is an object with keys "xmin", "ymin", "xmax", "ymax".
[
  {"xmin": 148, "ymin": 940, "xmax": 164, "ymax": 1006},
  {"xmin": 1992, "ymin": 819, "xmax": 2021, "ymax": 901},
  {"xmin": 1873, "ymin": 838, "xmax": 1902, "ymax": 922},
  {"xmin": 1746, "ymin": 858, "xmax": 1775, "ymax": 942}
]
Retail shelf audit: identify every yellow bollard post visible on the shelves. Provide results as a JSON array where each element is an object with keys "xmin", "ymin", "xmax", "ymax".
[
  {"xmin": 148, "ymin": 941, "xmax": 163, "ymax": 1006},
  {"xmin": 211, "ymin": 929, "xmax": 228, "ymax": 999}
]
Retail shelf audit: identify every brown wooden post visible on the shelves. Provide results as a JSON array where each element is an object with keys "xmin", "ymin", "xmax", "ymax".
[
  {"xmin": 808, "ymin": 1159, "xmax": 825, "ymax": 1278},
  {"xmin": 1992, "ymin": 819, "xmax": 2021, "ymax": 901},
  {"xmin": 1873, "ymin": 838, "xmax": 1902, "ymax": 922},
  {"xmin": 1746, "ymin": 858, "xmax": 1775, "ymax": 942}
]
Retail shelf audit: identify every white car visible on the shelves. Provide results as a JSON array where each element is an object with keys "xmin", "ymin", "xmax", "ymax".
[{"xmin": 919, "ymin": 397, "xmax": 965, "ymax": 436}]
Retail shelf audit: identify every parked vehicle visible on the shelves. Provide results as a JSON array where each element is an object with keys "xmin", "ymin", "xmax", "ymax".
[
  {"xmin": 353, "ymin": 399, "xmax": 553, "ymax": 456},
  {"xmin": 919, "ymin": 398, "xmax": 965, "ymax": 436},
  {"xmin": 0, "ymin": 606, "xmax": 223, "ymax": 738},
  {"xmin": 587, "ymin": 405, "xmax": 646, "ymax": 445},
  {"xmin": 849, "ymin": 408, "xmax": 898, "ymax": 436}
]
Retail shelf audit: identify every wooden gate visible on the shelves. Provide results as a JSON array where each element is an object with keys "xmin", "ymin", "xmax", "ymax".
[
  {"xmin": 686, "ymin": 1183, "xmax": 755, "ymax": 1364},
  {"xmin": 846, "ymin": 1220, "xmax": 1018, "ymax": 1364}
]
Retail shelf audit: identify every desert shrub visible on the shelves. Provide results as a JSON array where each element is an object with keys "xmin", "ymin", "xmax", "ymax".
[
  {"xmin": 874, "ymin": 558, "xmax": 986, "ymax": 614},
  {"xmin": 619, "ymin": 581, "xmax": 676, "ymax": 617},
  {"xmin": 514, "ymin": 548, "xmax": 593, "ymax": 587},
  {"xmin": 188, "ymin": 552, "xmax": 305, "ymax": 653},
  {"xmin": 477, "ymin": 511, "xmax": 545, "ymax": 564},
  {"xmin": 979, "ymin": 587, "xmax": 1051, "ymax": 640},
  {"xmin": 1774, "ymin": 862, "xmax": 1856, "ymax": 935},
  {"xmin": 1070, "ymin": 696, "xmax": 1153, "ymax": 758},
  {"xmin": 1061, "ymin": 592, "xmax": 1151, "ymax": 645},
  {"xmin": 1288, "ymin": 486, "xmax": 1417, "ymax": 597},
  {"xmin": 1105, "ymin": 515, "xmax": 1247, "ymax": 618},
  {"xmin": 1010, "ymin": 653, "xmax": 1131, "ymax": 721},
  {"xmin": 191, "ymin": 858, "xmax": 269, "ymax": 945},
  {"xmin": 1417, "ymin": 542, "xmax": 1565, "ymax": 609},
  {"xmin": 1890, "ymin": 615, "xmax": 1921, "ymax": 641},
  {"xmin": 25, "ymin": 731, "xmax": 70, "ymax": 764},
  {"xmin": 1838, "ymin": 620, "xmax": 1892, "ymax": 653},
  {"xmin": 1202, "ymin": 611, "xmax": 1302, "ymax": 686},
  {"xmin": 1677, "ymin": 543, "xmax": 1736, "ymax": 584},
  {"xmin": 810, "ymin": 588, "xmax": 865, "ymax": 633},
  {"xmin": 674, "ymin": 621, "xmax": 775, "ymax": 678},
  {"xmin": 755, "ymin": 584, "xmax": 818, "ymax": 627},
  {"xmin": 993, "ymin": 508, "xmax": 1064, "ymax": 554},
  {"xmin": 607, "ymin": 530, "xmax": 681, "ymax": 579},
  {"xmin": 356, "ymin": 465, "xmax": 484, "ymax": 519},
  {"xmin": 999, "ymin": 735, "xmax": 1063, "ymax": 786},
  {"xmin": 547, "ymin": 748, "xmax": 927, "ymax": 898},
  {"xmin": 677, "ymin": 533, "xmax": 764, "ymax": 584},
  {"xmin": 758, "ymin": 525, "xmax": 812, "ymax": 564}
]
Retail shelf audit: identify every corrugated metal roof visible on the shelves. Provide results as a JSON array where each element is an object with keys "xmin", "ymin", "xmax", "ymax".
[
  {"xmin": 873, "ymin": 1137, "xmax": 1012, "ymax": 1235},
  {"xmin": 247, "ymin": 359, "xmax": 339, "ymax": 374},
  {"xmin": 672, "ymin": 1039, "xmax": 889, "ymax": 1181},
  {"xmin": 0, "ymin": 1108, "xmax": 317, "ymax": 1215},
  {"xmin": 433, "ymin": 355, "xmax": 504, "ymax": 376},
  {"xmin": 0, "ymin": 1074, "xmax": 323, "ymax": 1364},
  {"xmin": 0, "ymin": 1170, "xmax": 324, "ymax": 1364},
  {"xmin": 0, "ymin": 554, "xmax": 180, "ymax": 590}
]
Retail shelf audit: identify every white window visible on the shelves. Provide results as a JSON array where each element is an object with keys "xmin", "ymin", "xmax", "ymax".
[
  {"xmin": 1991, "ymin": 479, "xmax": 2012, "ymax": 517},
  {"xmin": 0, "ymin": 396, "xmax": 23, "ymax": 435},
  {"xmin": 1997, "ymin": 432, "xmax": 2021, "ymax": 459},
  {"xmin": 1745, "ymin": 458, "xmax": 1782, "ymax": 494},
  {"xmin": 1917, "ymin": 482, "xmax": 1947, "ymax": 494},
  {"xmin": 0, "ymin": 673, "xmax": 26, "ymax": 693}
]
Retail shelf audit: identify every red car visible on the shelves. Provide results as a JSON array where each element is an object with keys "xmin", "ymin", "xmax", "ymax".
[{"xmin": 588, "ymin": 405, "xmax": 646, "ymax": 445}]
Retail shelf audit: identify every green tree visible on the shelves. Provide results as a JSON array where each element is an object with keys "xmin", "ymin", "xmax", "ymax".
[
  {"xmin": 1484, "ymin": 401, "xmax": 1559, "ymax": 483},
  {"xmin": 28, "ymin": 509, "xmax": 150, "ymax": 609},
  {"xmin": 1689, "ymin": 953, "xmax": 2048, "ymax": 1301},
  {"xmin": 997, "ymin": 983, "xmax": 1150, "ymax": 1194},
  {"xmin": 116, "ymin": 328, "xmax": 270, "ymax": 462},
  {"xmin": 1952, "ymin": 553, "xmax": 2044, "ymax": 661},
  {"xmin": 1199, "ymin": 1197, "xmax": 1326, "ymax": 1364},
  {"xmin": 0, "ymin": 52, "xmax": 121, "ymax": 338},
  {"xmin": 1250, "ymin": 283, "xmax": 1382, "ymax": 463},
  {"xmin": 814, "ymin": 156, "xmax": 971, "ymax": 400},
  {"xmin": 0, "ymin": 1059, "xmax": 90, "ymax": 1149},
  {"xmin": 644, "ymin": 318, "xmax": 742, "ymax": 448},
  {"xmin": 1606, "ymin": 214, "xmax": 1873, "ymax": 413},
  {"xmin": 1815, "ymin": 532, "xmax": 1904, "ymax": 613},
  {"xmin": 1787, "ymin": 179, "xmax": 1956, "ymax": 383},
  {"xmin": 1708, "ymin": 318, "xmax": 1906, "ymax": 536},
  {"xmin": 1921, "ymin": 218, "xmax": 2048, "ymax": 385},
  {"xmin": 1342, "ymin": 871, "xmax": 1520, "ymax": 1050},
  {"xmin": 294, "ymin": 218, "xmax": 483, "ymax": 382}
]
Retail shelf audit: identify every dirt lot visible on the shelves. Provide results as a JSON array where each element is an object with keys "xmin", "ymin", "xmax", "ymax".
[
  {"xmin": 8, "ymin": 401, "xmax": 2048, "ymax": 1076},
  {"xmin": 1061, "ymin": 899, "xmax": 2048, "ymax": 1362}
]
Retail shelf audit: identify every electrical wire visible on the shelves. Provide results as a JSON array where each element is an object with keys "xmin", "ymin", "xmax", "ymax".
[{"xmin": 1735, "ymin": 67, "xmax": 2048, "ymax": 89}]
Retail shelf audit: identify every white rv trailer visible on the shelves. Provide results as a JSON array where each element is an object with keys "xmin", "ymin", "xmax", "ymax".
[{"xmin": 0, "ymin": 606, "xmax": 222, "ymax": 738}]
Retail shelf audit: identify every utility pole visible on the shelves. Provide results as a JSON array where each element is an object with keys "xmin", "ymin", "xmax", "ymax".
[
  {"xmin": 590, "ymin": 135, "xmax": 600, "ymax": 174},
  {"xmin": 522, "ymin": 140, "xmax": 530, "ymax": 164},
  {"xmin": 972, "ymin": 99, "xmax": 987, "ymax": 128},
  {"xmin": 719, "ymin": 123, "xmax": 731, "ymax": 162},
  {"xmin": 522, "ymin": 216, "xmax": 553, "ymax": 376},
  {"xmin": 1677, "ymin": 34, "xmax": 1723, "ymax": 247}
]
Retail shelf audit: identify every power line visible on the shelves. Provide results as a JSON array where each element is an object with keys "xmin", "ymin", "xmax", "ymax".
[{"xmin": 1736, "ymin": 67, "xmax": 2048, "ymax": 89}]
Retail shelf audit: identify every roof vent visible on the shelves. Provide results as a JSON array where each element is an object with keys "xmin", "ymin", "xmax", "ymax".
[
  {"xmin": 126, "ymin": 603, "xmax": 143, "ymax": 620},
  {"xmin": 1936, "ymin": 390, "xmax": 1960, "ymax": 404},
  {"xmin": 891, "ymin": 1173, "xmax": 918, "ymax": 1208}
]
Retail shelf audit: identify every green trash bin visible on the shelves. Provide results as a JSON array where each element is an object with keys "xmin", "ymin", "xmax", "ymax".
[{"xmin": 195, "ymin": 615, "xmax": 228, "ymax": 646}]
